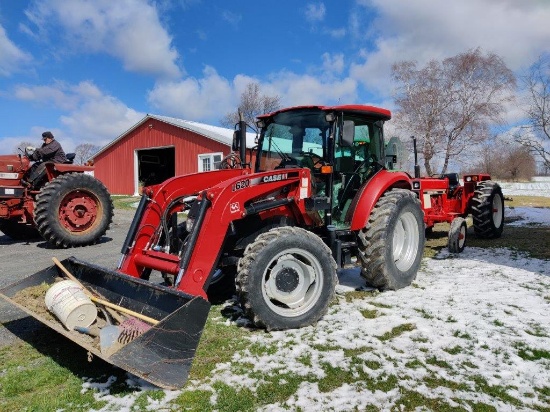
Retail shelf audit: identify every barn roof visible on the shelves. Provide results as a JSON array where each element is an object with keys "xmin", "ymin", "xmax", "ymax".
[{"xmin": 93, "ymin": 114, "xmax": 257, "ymax": 159}]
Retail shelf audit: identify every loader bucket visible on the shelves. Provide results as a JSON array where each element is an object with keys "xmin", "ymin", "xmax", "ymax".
[{"xmin": 0, "ymin": 256, "xmax": 211, "ymax": 390}]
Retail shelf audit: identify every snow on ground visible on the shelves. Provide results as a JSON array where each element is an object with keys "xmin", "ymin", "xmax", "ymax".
[
  {"xmin": 500, "ymin": 176, "xmax": 550, "ymax": 197},
  {"xmin": 83, "ymin": 182, "xmax": 550, "ymax": 411}
]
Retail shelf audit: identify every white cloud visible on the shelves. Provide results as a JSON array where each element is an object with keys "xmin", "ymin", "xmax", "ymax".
[
  {"xmin": 0, "ymin": 24, "xmax": 33, "ymax": 76},
  {"xmin": 14, "ymin": 81, "xmax": 82, "ymax": 110},
  {"xmin": 9, "ymin": 80, "xmax": 143, "ymax": 150},
  {"xmin": 148, "ymin": 66, "xmax": 234, "ymax": 120},
  {"xmin": 305, "ymin": 3, "xmax": 326, "ymax": 22},
  {"xmin": 267, "ymin": 71, "xmax": 358, "ymax": 107},
  {"xmin": 325, "ymin": 27, "xmax": 346, "ymax": 39},
  {"xmin": 23, "ymin": 0, "xmax": 182, "ymax": 79},
  {"xmin": 349, "ymin": 0, "xmax": 550, "ymax": 98},
  {"xmin": 146, "ymin": 62, "xmax": 361, "ymax": 123},
  {"xmin": 60, "ymin": 96, "xmax": 143, "ymax": 147},
  {"xmin": 321, "ymin": 53, "xmax": 345, "ymax": 76},
  {"xmin": 221, "ymin": 10, "xmax": 242, "ymax": 28}
]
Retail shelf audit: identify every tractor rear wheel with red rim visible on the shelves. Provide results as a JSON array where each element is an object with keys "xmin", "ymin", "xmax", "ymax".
[{"xmin": 34, "ymin": 173, "xmax": 113, "ymax": 248}]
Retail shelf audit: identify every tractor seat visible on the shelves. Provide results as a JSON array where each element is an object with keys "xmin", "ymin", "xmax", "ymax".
[
  {"xmin": 444, "ymin": 173, "xmax": 460, "ymax": 194},
  {"xmin": 65, "ymin": 153, "xmax": 76, "ymax": 164}
]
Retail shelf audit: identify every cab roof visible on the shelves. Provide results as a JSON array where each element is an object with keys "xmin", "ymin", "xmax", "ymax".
[{"xmin": 257, "ymin": 104, "xmax": 391, "ymax": 121}]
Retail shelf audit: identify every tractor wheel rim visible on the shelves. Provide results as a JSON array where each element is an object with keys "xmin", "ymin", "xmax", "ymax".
[
  {"xmin": 262, "ymin": 248, "xmax": 323, "ymax": 317},
  {"xmin": 458, "ymin": 222, "xmax": 466, "ymax": 248},
  {"xmin": 492, "ymin": 194, "xmax": 503, "ymax": 228},
  {"xmin": 59, "ymin": 190, "xmax": 99, "ymax": 232},
  {"xmin": 392, "ymin": 211, "xmax": 420, "ymax": 272}
]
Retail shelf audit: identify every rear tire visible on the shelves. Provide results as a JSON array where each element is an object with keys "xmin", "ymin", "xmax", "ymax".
[
  {"xmin": 236, "ymin": 226, "xmax": 337, "ymax": 331},
  {"xmin": 358, "ymin": 189, "xmax": 425, "ymax": 290},
  {"xmin": 471, "ymin": 181, "xmax": 504, "ymax": 238},
  {"xmin": 34, "ymin": 173, "xmax": 114, "ymax": 248},
  {"xmin": 448, "ymin": 217, "xmax": 467, "ymax": 253}
]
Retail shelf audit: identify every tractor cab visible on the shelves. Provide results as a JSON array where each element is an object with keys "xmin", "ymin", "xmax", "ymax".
[{"xmin": 254, "ymin": 105, "xmax": 389, "ymax": 229}]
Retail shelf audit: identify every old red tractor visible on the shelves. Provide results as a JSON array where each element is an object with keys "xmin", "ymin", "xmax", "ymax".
[
  {"xmin": 2, "ymin": 105, "xmax": 425, "ymax": 389},
  {"xmin": 410, "ymin": 137, "xmax": 504, "ymax": 253},
  {"xmin": 0, "ymin": 149, "xmax": 113, "ymax": 247}
]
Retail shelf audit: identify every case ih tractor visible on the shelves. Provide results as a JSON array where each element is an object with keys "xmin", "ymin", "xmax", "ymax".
[
  {"xmin": 410, "ymin": 138, "xmax": 504, "ymax": 253},
  {"xmin": 1, "ymin": 105, "xmax": 425, "ymax": 389},
  {"xmin": 0, "ymin": 149, "xmax": 113, "ymax": 247}
]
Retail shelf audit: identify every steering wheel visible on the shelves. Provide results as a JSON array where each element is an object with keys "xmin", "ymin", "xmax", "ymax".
[
  {"xmin": 300, "ymin": 151, "xmax": 323, "ymax": 170},
  {"xmin": 219, "ymin": 153, "xmax": 241, "ymax": 169}
]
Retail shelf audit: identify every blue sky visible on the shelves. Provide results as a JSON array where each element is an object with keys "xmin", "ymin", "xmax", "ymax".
[{"xmin": 1, "ymin": 0, "xmax": 549, "ymax": 154}]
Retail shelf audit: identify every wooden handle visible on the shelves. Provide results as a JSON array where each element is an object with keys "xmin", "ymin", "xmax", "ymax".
[
  {"xmin": 52, "ymin": 257, "xmax": 157, "ymax": 325},
  {"xmin": 52, "ymin": 257, "xmax": 84, "ymax": 287},
  {"xmin": 89, "ymin": 296, "xmax": 159, "ymax": 325}
]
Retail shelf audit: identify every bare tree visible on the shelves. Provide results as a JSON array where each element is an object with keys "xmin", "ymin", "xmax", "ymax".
[
  {"xmin": 74, "ymin": 143, "xmax": 100, "ymax": 165},
  {"xmin": 221, "ymin": 82, "xmax": 281, "ymax": 133},
  {"xmin": 392, "ymin": 48, "xmax": 516, "ymax": 175},
  {"xmin": 516, "ymin": 55, "xmax": 550, "ymax": 170},
  {"xmin": 471, "ymin": 138, "xmax": 536, "ymax": 181}
]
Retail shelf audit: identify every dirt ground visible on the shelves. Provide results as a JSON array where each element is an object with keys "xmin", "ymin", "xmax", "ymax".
[{"xmin": 0, "ymin": 208, "xmax": 136, "ymax": 347}]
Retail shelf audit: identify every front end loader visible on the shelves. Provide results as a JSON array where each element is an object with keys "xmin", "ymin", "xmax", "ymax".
[{"xmin": 1, "ymin": 105, "xmax": 425, "ymax": 389}]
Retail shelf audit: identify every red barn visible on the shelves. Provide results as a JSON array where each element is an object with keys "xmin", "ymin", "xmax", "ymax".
[{"xmin": 92, "ymin": 115, "xmax": 256, "ymax": 195}]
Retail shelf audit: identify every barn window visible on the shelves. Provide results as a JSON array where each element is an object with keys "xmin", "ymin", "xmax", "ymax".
[{"xmin": 198, "ymin": 152, "xmax": 223, "ymax": 172}]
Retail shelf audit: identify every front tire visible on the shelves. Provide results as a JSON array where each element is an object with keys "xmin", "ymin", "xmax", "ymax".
[
  {"xmin": 236, "ymin": 227, "xmax": 337, "ymax": 331},
  {"xmin": 34, "ymin": 173, "xmax": 114, "ymax": 248},
  {"xmin": 471, "ymin": 181, "xmax": 504, "ymax": 238},
  {"xmin": 448, "ymin": 217, "xmax": 467, "ymax": 253},
  {"xmin": 358, "ymin": 189, "xmax": 425, "ymax": 290}
]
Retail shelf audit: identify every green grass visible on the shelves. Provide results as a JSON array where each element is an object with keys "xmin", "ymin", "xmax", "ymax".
[{"xmin": 111, "ymin": 195, "xmax": 140, "ymax": 210}]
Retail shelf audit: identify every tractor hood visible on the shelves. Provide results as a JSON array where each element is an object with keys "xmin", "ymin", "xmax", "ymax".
[{"xmin": 0, "ymin": 154, "xmax": 29, "ymax": 186}]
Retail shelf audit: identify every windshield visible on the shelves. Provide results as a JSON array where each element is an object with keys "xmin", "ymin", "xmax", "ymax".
[{"xmin": 257, "ymin": 109, "xmax": 330, "ymax": 171}]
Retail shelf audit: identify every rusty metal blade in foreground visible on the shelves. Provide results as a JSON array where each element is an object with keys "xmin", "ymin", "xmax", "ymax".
[{"xmin": 0, "ymin": 256, "xmax": 211, "ymax": 390}]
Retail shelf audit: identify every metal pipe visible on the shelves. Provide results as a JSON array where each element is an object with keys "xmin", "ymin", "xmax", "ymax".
[
  {"xmin": 239, "ymin": 111, "xmax": 247, "ymax": 167},
  {"xmin": 119, "ymin": 194, "xmax": 149, "ymax": 263},
  {"xmin": 175, "ymin": 192, "xmax": 211, "ymax": 287},
  {"xmin": 411, "ymin": 136, "xmax": 421, "ymax": 178}
]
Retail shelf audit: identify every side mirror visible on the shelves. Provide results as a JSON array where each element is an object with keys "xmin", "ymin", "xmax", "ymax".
[{"xmin": 341, "ymin": 120, "xmax": 355, "ymax": 147}]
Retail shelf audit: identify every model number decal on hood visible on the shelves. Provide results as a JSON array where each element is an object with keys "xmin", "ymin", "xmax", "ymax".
[{"xmin": 232, "ymin": 179, "xmax": 250, "ymax": 191}]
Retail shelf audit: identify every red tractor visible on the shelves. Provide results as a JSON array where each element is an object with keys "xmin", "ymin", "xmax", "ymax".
[
  {"xmin": 0, "ymin": 149, "xmax": 113, "ymax": 247},
  {"xmin": 2, "ymin": 105, "xmax": 425, "ymax": 389},
  {"xmin": 410, "ymin": 137, "xmax": 504, "ymax": 253}
]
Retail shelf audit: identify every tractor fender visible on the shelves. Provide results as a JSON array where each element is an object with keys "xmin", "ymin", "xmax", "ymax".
[
  {"xmin": 46, "ymin": 163, "xmax": 95, "ymax": 175},
  {"xmin": 349, "ymin": 170, "xmax": 412, "ymax": 231}
]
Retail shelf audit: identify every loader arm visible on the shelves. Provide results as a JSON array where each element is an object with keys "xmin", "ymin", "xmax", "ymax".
[{"xmin": 118, "ymin": 167, "xmax": 315, "ymax": 299}]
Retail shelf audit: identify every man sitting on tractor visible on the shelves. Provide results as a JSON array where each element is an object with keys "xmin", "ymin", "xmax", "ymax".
[{"xmin": 25, "ymin": 131, "xmax": 68, "ymax": 188}]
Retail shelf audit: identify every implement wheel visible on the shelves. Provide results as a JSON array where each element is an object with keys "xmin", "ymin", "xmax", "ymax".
[
  {"xmin": 358, "ymin": 189, "xmax": 425, "ymax": 290},
  {"xmin": 236, "ymin": 226, "xmax": 337, "ymax": 331},
  {"xmin": 34, "ymin": 173, "xmax": 114, "ymax": 248},
  {"xmin": 448, "ymin": 217, "xmax": 467, "ymax": 253}
]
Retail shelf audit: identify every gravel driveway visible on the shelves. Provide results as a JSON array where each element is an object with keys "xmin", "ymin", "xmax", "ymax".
[{"xmin": 0, "ymin": 208, "xmax": 136, "ymax": 347}]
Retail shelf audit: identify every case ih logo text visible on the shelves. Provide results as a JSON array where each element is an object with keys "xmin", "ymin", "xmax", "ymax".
[
  {"xmin": 262, "ymin": 173, "xmax": 287, "ymax": 183},
  {"xmin": 230, "ymin": 202, "xmax": 240, "ymax": 213}
]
